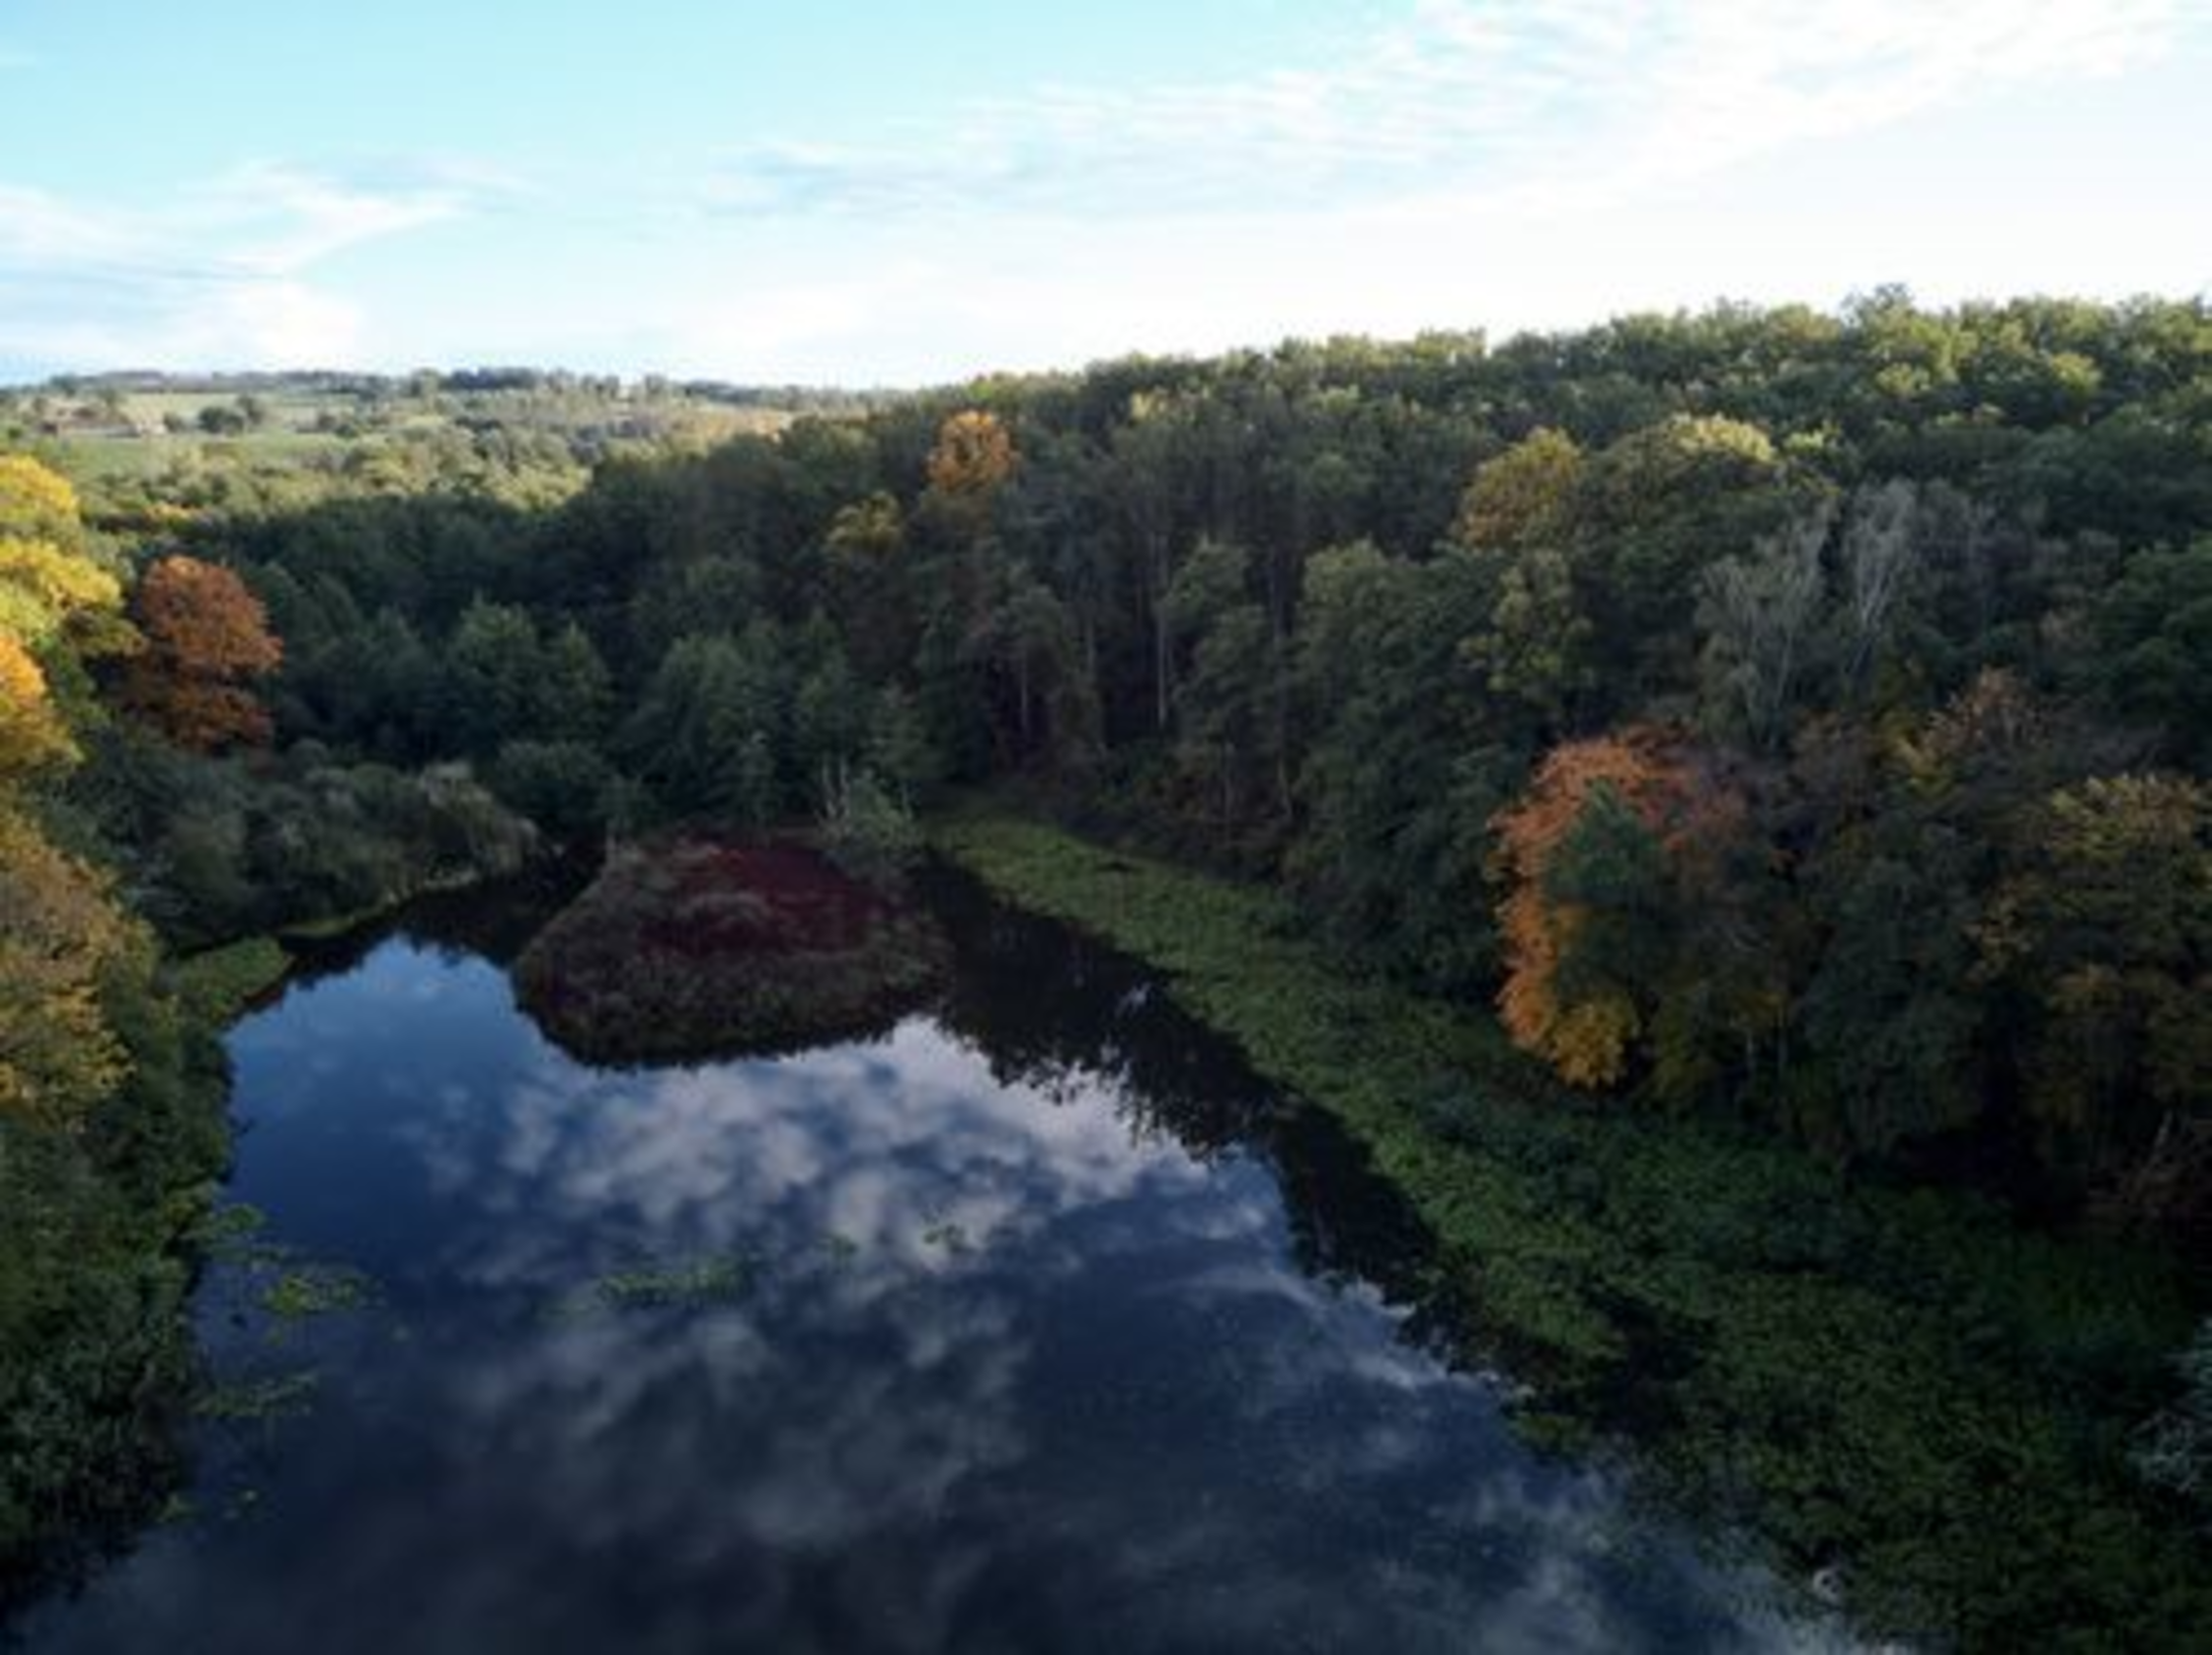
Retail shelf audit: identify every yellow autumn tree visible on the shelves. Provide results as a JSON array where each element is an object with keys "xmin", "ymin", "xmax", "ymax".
[
  {"xmin": 0, "ymin": 634, "xmax": 77, "ymax": 782},
  {"xmin": 0, "ymin": 458, "xmax": 136, "ymax": 790},
  {"xmin": 0, "ymin": 536, "xmax": 120, "ymax": 641},
  {"xmin": 0, "ymin": 453, "xmax": 86, "ymax": 544},
  {"xmin": 0, "ymin": 812, "xmax": 136, "ymax": 1129},
  {"xmin": 1454, "ymin": 428, "xmax": 1584, "ymax": 552},
  {"xmin": 1979, "ymin": 772, "xmax": 2212, "ymax": 1170},
  {"xmin": 0, "ymin": 458, "xmax": 124, "ymax": 648},
  {"xmin": 0, "ymin": 454, "xmax": 147, "ymax": 1129}
]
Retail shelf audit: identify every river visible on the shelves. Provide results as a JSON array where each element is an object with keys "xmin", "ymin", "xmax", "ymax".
[{"xmin": 18, "ymin": 867, "xmax": 1850, "ymax": 1654}]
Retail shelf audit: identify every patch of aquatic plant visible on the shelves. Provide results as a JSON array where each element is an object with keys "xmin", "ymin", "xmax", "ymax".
[
  {"xmin": 190, "ymin": 1202, "xmax": 269, "ymax": 1257},
  {"xmin": 935, "ymin": 815, "xmax": 2212, "ymax": 1651},
  {"xmin": 546, "ymin": 1254, "xmax": 756, "ymax": 1321},
  {"xmin": 206, "ymin": 1231, "xmax": 381, "ymax": 1332},
  {"xmin": 920, "ymin": 1220, "xmax": 974, "ymax": 1254},
  {"xmin": 258, "ymin": 1263, "xmax": 376, "ymax": 1323},
  {"xmin": 195, "ymin": 1370, "xmax": 321, "ymax": 1424}
]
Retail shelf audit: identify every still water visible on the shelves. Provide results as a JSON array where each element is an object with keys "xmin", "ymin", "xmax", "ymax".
[{"xmin": 23, "ymin": 871, "xmax": 1843, "ymax": 1654}]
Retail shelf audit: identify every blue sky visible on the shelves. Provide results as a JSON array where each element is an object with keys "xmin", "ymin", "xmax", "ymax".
[{"xmin": 1, "ymin": 0, "xmax": 2206, "ymax": 384}]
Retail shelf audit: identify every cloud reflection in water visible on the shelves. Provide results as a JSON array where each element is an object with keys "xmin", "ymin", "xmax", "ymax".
[{"xmin": 24, "ymin": 926, "xmax": 1853, "ymax": 1655}]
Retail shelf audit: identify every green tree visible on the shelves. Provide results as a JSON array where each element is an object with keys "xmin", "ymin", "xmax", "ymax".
[
  {"xmin": 1293, "ymin": 541, "xmax": 1509, "ymax": 992},
  {"xmin": 2089, "ymin": 540, "xmax": 2212, "ymax": 766},
  {"xmin": 1980, "ymin": 774, "xmax": 2211, "ymax": 1179},
  {"xmin": 446, "ymin": 600, "xmax": 546, "ymax": 755}
]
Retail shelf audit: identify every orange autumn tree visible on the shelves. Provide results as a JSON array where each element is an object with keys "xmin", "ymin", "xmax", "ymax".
[
  {"xmin": 1492, "ymin": 728, "xmax": 1749, "ymax": 1089},
  {"xmin": 925, "ymin": 409, "xmax": 1017, "ymax": 503},
  {"xmin": 922, "ymin": 409, "xmax": 1018, "ymax": 545},
  {"xmin": 122, "ymin": 555, "xmax": 282, "ymax": 750}
]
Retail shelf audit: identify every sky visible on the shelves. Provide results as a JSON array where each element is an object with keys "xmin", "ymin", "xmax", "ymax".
[{"xmin": 0, "ymin": 0, "xmax": 2206, "ymax": 386}]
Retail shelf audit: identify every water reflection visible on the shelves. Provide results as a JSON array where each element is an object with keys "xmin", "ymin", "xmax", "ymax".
[{"xmin": 20, "ymin": 870, "xmax": 1844, "ymax": 1654}]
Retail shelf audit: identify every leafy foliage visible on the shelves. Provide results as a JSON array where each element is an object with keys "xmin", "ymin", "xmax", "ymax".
[
  {"xmin": 120, "ymin": 556, "xmax": 281, "ymax": 750},
  {"xmin": 0, "ymin": 814, "xmax": 135, "ymax": 1130},
  {"xmin": 1981, "ymin": 774, "xmax": 2212, "ymax": 1176}
]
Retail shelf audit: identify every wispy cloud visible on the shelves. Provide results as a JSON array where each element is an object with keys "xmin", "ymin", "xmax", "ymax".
[
  {"xmin": 0, "ymin": 160, "xmax": 484, "ymax": 367},
  {"xmin": 185, "ymin": 161, "xmax": 474, "ymax": 274},
  {"xmin": 701, "ymin": 0, "xmax": 2180, "ymax": 221},
  {"xmin": 0, "ymin": 2, "xmax": 2193, "ymax": 379}
]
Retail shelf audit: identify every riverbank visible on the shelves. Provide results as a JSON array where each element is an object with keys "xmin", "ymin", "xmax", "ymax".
[
  {"xmin": 4, "ymin": 884, "xmax": 461, "ymax": 1606},
  {"xmin": 0, "ymin": 949, "xmax": 246, "ymax": 1610},
  {"xmin": 934, "ymin": 816, "xmax": 2212, "ymax": 1650}
]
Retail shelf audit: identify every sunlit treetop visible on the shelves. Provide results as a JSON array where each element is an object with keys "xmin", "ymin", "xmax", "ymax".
[
  {"xmin": 1455, "ymin": 428, "xmax": 1584, "ymax": 553},
  {"xmin": 0, "ymin": 634, "xmax": 76, "ymax": 783},
  {"xmin": 926, "ymin": 412, "xmax": 1018, "ymax": 502},
  {"xmin": 0, "ymin": 457, "xmax": 84, "ymax": 545}
]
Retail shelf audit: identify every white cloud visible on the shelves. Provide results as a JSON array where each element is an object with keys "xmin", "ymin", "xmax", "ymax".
[
  {"xmin": 0, "ymin": 183, "xmax": 132, "ymax": 263},
  {"xmin": 701, "ymin": 1, "xmax": 2180, "ymax": 222},
  {"xmin": 0, "ymin": 2, "xmax": 2194, "ymax": 378},
  {"xmin": 0, "ymin": 160, "xmax": 478, "ymax": 369},
  {"xmin": 653, "ymin": 0, "xmax": 2199, "ymax": 383},
  {"xmin": 185, "ymin": 160, "xmax": 471, "ymax": 275}
]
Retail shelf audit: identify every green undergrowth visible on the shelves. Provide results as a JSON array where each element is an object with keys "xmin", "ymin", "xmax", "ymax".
[
  {"xmin": 5, "ymin": 941, "xmax": 293, "ymax": 1604},
  {"xmin": 274, "ymin": 866, "xmax": 494, "ymax": 944},
  {"xmin": 0, "ymin": 960, "xmax": 235, "ymax": 1606},
  {"xmin": 170, "ymin": 937, "xmax": 291, "ymax": 1026},
  {"xmin": 935, "ymin": 814, "xmax": 2212, "ymax": 1651}
]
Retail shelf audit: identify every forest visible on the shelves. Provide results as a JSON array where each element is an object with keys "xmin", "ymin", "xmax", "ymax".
[{"xmin": 5, "ymin": 293, "xmax": 2211, "ymax": 1645}]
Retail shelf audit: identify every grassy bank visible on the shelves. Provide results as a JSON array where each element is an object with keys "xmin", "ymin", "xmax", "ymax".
[
  {"xmin": 0, "ymin": 934, "xmax": 288, "ymax": 1611},
  {"xmin": 172, "ymin": 937, "xmax": 292, "ymax": 1023},
  {"xmin": 936, "ymin": 816, "xmax": 2211, "ymax": 1650}
]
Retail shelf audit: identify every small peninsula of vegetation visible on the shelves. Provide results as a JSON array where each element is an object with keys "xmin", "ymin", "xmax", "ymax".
[{"xmin": 513, "ymin": 839, "xmax": 945, "ymax": 1064}]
